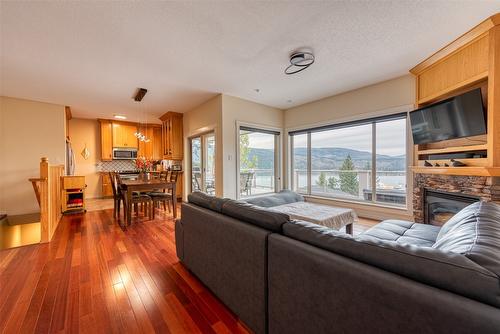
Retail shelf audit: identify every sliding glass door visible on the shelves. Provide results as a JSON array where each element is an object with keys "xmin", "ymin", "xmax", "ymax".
[
  {"xmin": 238, "ymin": 126, "xmax": 280, "ymax": 198},
  {"xmin": 190, "ymin": 132, "xmax": 215, "ymax": 195}
]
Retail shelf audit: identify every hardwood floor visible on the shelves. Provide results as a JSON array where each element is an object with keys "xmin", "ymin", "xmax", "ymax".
[
  {"xmin": 0, "ymin": 209, "xmax": 251, "ymax": 334},
  {"xmin": 0, "ymin": 206, "xmax": 378, "ymax": 334}
]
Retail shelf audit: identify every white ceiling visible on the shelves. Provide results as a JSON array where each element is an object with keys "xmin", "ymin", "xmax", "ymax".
[{"xmin": 1, "ymin": 1, "xmax": 499, "ymax": 122}]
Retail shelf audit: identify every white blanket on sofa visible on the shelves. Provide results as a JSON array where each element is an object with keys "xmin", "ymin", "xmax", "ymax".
[{"xmin": 269, "ymin": 201, "xmax": 358, "ymax": 230}]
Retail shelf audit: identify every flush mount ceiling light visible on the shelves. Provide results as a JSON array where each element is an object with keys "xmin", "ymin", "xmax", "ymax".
[
  {"xmin": 285, "ymin": 51, "xmax": 315, "ymax": 75},
  {"xmin": 114, "ymin": 114, "xmax": 127, "ymax": 120}
]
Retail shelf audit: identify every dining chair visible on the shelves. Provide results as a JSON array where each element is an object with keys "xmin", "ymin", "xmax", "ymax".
[
  {"xmin": 109, "ymin": 172, "xmax": 124, "ymax": 219},
  {"xmin": 148, "ymin": 171, "xmax": 178, "ymax": 218},
  {"xmin": 115, "ymin": 173, "xmax": 153, "ymax": 222}
]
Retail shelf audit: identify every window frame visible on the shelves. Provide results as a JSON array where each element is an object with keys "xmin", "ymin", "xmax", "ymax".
[
  {"xmin": 236, "ymin": 121, "xmax": 282, "ymax": 199},
  {"xmin": 289, "ymin": 112, "xmax": 410, "ymax": 209}
]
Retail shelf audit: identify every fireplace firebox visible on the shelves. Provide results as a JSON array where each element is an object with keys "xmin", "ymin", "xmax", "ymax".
[{"xmin": 424, "ymin": 189, "xmax": 479, "ymax": 226}]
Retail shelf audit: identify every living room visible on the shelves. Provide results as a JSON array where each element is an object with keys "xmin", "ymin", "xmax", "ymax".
[{"xmin": 1, "ymin": 2, "xmax": 500, "ymax": 334}]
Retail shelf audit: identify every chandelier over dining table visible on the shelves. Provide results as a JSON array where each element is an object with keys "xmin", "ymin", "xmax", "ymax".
[{"xmin": 134, "ymin": 87, "xmax": 151, "ymax": 143}]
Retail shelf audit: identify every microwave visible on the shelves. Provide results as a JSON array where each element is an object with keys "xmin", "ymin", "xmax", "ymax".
[{"xmin": 112, "ymin": 148, "xmax": 138, "ymax": 160}]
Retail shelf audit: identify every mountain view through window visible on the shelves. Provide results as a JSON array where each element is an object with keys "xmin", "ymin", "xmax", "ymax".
[{"xmin": 291, "ymin": 116, "xmax": 407, "ymax": 207}]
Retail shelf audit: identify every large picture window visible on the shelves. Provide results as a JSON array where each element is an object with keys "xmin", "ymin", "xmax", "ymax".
[
  {"xmin": 290, "ymin": 114, "xmax": 407, "ymax": 207},
  {"xmin": 238, "ymin": 126, "xmax": 280, "ymax": 198}
]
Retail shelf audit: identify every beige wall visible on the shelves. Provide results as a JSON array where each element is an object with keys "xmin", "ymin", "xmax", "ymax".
[
  {"xmin": 283, "ymin": 75, "xmax": 416, "ymax": 220},
  {"xmin": 182, "ymin": 95, "xmax": 223, "ymax": 199},
  {"xmin": 69, "ymin": 118, "xmax": 101, "ymax": 198},
  {"xmin": 182, "ymin": 94, "xmax": 284, "ymax": 200},
  {"xmin": 285, "ymin": 75, "xmax": 415, "ymax": 129},
  {"xmin": 0, "ymin": 96, "xmax": 66, "ymax": 215},
  {"xmin": 221, "ymin": 95, "xmax": 284, "ymax": 199}
]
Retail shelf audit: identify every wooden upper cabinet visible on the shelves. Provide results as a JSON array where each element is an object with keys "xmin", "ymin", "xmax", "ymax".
[
  {"xmin": 112, "ymin": 123, "xmax": 138, "ymax": 148},
  {"xmin": 170, "ymin": 115, "xmax": 183, "ymax": 160},
  {"xmin": 414, "ymin": 35, "xmax": 489, "ymax": 104},
  {"xmin": 409, "ymin": 13, "xmax": 500, "ymax": 175},
  {"xmin": 99, "ymin": 120, "xmax": 113, "ymax": 161},
  {"xmin": 160, "ymin": 112, "xmax": 183, "ymax": 160},
  {"xmin": 137, "ymin": 125, "xmax": 151, "ymax": 158},
  {"xmin": 137, "ymin": 125, "xmax": 162, "ymax": 160},
  {"xmin": 410, "ymin": 15, "xmax": 500, "ymax": 105},
  {"xmin": 153, "ymin": 127, "xmax": 162, "ymax": 160}
]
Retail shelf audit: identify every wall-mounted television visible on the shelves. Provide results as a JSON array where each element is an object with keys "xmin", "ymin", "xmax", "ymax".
[{"xmin": 409, "ymin": 88, "xmax": 486, "ymax": 145}]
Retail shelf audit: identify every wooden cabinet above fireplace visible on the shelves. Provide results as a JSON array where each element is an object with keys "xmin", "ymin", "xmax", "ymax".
[{"xmin": 410, "ymin": 14, "xmax": 500, "ymax": 177}]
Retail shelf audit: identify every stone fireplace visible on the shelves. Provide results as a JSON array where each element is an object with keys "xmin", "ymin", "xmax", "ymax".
[
  {"xmin": 413, "ymin": 174, "xmax": 500, "ymax": 224},
  {"xmin": 424, "ymin": 189, "xmax": 478, "ymax": 225}
]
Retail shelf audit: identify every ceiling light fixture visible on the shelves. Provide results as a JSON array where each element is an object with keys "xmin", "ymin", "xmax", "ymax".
[
  {"xmin": 133, "ymin": 87, "xmax": 151, "ymax": 144},
  {"xmin": 285, "ymin": 51, "xmax": 315, "ymax": 75},
  {"xmin": 134, "ymin": 88, "xmax": 148, "ymax": 102},
  {"xmin": 114, "ymin": 114, "xmax": 127, "ymax": 120}
]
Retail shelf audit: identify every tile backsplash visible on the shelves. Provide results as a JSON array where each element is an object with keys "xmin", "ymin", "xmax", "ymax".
[{"xmin": 97, "ymin": 160, "xmax": 136, "ymax": 172}]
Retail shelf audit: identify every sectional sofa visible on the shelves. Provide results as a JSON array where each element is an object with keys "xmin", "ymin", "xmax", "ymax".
[{"xmin": 175, "ymin": 191, "xmax": 500, "ymax": 334}]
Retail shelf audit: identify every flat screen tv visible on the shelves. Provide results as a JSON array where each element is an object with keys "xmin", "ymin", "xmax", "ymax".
[{"xmin": 409, "ymin": 88, "xmax": 486, "ymax": 145}]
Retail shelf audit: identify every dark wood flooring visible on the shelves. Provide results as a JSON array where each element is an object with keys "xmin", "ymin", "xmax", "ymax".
[{"xmin": 0, "ymin": 207, "xmax": 378, "ymax": 334}]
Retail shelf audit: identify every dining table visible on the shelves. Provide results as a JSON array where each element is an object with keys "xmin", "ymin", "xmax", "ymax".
[{"xmin": 120, "ymin": 178, "xmax": 177, "ymax": 225}]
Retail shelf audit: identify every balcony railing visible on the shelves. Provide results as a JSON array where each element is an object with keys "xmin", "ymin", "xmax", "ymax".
[
  {"xmin": 240, "ymin": 169, "xmax": 275, "ymax": 197},
  {"xmin": 236, "ymin": 168, "xmax": 406, "ymax": 206},
  {"xmin": 293, "ymin": 169, "xmax": 407, "ymax": 206}
]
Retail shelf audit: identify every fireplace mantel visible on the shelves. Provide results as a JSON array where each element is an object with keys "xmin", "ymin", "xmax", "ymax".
[{"xmin": 411, "ymin": 166, "xmax": 500, "ymax": 177}]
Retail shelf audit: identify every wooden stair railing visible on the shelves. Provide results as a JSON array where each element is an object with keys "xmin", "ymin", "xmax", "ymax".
[
  {"xmin": 28, "ymin": 177, "xmax": 46, "ymax": 207},
  {"xmin": 28, "ymin": 157, "xmax": 65, "ymax": 243}
]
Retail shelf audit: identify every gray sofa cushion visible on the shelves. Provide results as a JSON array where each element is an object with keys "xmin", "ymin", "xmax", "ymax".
[
  {"xmin": 188, "ymin": 191, "xmax": 229, "ymax": 213},
  {"xmin": 433, "ymin": 201, "xmax": 500, "ymax": 278},
  {"xmin": 244, "ymin": 190, "xmax": 304, "ymax": 208},
  {"xmin": 283, "ymin": 220, "xmax": 500, "ymax": 308},
  {"xmin": 180, "ymin": 203, "xmax": 269, "ymax": 334},
  {"xmin": 221, "ymin": 199, "xmax": 289, "ymax": 232},
  {"xmin": 363, "ymin": 219, "xmax": 441, "ymax": 247},
  {"xmin": 268, "ymin": 233, "xmax": 500, "ymax": 334}
]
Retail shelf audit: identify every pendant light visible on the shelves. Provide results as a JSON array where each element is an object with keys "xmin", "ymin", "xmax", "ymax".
[{"xmin": 133, "ymin": 87, "xmax": 151, "ymax": 143}]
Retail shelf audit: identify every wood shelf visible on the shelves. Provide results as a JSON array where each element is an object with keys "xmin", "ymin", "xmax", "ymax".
[
  {"xmin": 416, "ymin": 143, "xmax": 488, "ymax": 155},
  {"xmin": 411, "ymin": 166, "xmax": 500, "ymax": 176},
  {"xmin": 415, "ymin": 158, "xmax": 488, "ymax": 168}
]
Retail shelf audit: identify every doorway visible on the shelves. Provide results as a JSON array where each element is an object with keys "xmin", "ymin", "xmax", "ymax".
[{"xmin": 190, "ymin": 132, "xmax": 216, "ymax": 195}]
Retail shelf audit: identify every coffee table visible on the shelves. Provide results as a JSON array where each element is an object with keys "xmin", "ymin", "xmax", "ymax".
[{"xmin": 269, "ymin": 201, "xmax": 358, "ymax": 234}]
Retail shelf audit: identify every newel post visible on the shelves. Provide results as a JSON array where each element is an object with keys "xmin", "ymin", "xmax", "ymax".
[{"xmin": 39, "ymin": 157, "xmax": 49, "ymax": 243}]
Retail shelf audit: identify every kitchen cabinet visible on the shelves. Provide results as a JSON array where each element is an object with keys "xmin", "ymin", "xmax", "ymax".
[
  {"xmin": 153, "ymin": 127, "xmax": 162, "ymax": 160},
  {"xmin": 112, "ymin": 122, "xmax": 138, "ymax": 148},
  {"xmin": 175, "ymin": 173, "xmax": 183, "ymax": 199},
  {"xmin": 101, "ymin": 173, "xmax": 113, "ymax": 197},
  {"xmin": 61, "ymin": 176, "xmax": 86, "ymax": 213},
  {"xmin": 160, "ymin": 112, "xmax": 183, "ymax": 160},
  {"xmin": 99, "ymin": 120, "xmax": 113, "ymax": 161},
  {"xmin": 137, "ymin": 125, "xmax": 162, "ymax": 160}
]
